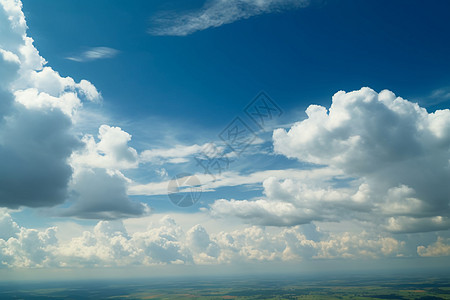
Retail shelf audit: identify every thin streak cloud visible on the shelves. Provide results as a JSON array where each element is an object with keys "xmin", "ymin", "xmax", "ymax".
[
  {"xmin": 66, "ymin": 47, "xmax": 119, "ymax": 62},
  {"xmin": 149, "ymin": 0, "xmax": 310, "ymax": 36}
]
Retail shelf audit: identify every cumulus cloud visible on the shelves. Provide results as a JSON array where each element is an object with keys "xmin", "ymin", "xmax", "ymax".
[
  {"xmin": 0, "ymin": 209, "xmax": 19, "ymax": 240},
  {"xmin": 0, "ymin": 3, "xmax": 84, "ymax": 208},
  {"xmin": 0, "ymin": 210, "xmax": 58, "ymax": 268},
  {"xmin": 386, "ymin": 216, "xmax": 450, "ymax": 234},
  {"xmin": 208, "ymin": 88, "xmax": 450, "ymax": 233},
  {"xmin": 314, "ymin": 232, "xmax": 403, "ymax": 259},
  {"xmin": 186, "ymin": 224, "xmax": 220, "ymax": 263},
  {"xmin": 71, "ymin": 125, "xmax": 139, "ymax": 170},
  {"xmin": 210, "ymin": 198, "xmax": 317, "ymax": 226},
  {"xmin": 58, "ymin": 216, "xmax": 192, "ymax": 267},
  {"xmin": 64, "ymin": 125, "xmax": 149, "ymax": 219},
  {"xmin": 207, "ymin": 173, "xmax": 370, "ymax": 227},
  {"xmin": 66, "ymin": 47, "xmax": 119, "ymax": 62},
  {"xmin": 62, "ymin": 169, "xmax": 149, "ymax": 220},
  {"xmin": 417, "ymin": 237, "xmax": 450, "ymax": 257},
  {"xmin": 0, "ymin": 1, "xmax": 148, "ymax": 220},
  {"xmin": 0, "ymin": 106, "xmax": 80, "ymax": 208},
  {"xmin": 0, "ymin": 213, "xmax": 409, "ymax": 268},
  {"xmin": 272, "ymin": 88, "xmax": 450, "ymax": 233},
  {"xmin": 149, "ymin": 0, "xmax": 310, "ymax": 36},
  {"xmin": 0, "ymin": 0, "xmax": 103, "ymax": 209}
]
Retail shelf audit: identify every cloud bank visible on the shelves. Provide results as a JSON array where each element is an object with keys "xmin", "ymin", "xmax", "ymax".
[{"xmin": 0, "ymin": 211, "xmax": 418, "ymax": 268}]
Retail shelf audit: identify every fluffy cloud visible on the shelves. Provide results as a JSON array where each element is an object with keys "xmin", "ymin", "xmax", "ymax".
[
  {"xmin": 186, "ymin": 224, "xmax": 220, "ymax": 263},
  {"xmin": 0, "ymin": 209, "xmax": 19, "ymax": 240},
  {"xmin": 386, "ymin": 216, "xmax": 450, "ymax": 234},
  {"xmin": 0, "ymin": 0, "xmax": 102, "ymax": 209},
  {"xmin": 208, "ymin": 174, "xmax": 370, "ymax": 227},
  {"xmin": 417, "ymin": 237, "xmax": 450, "ymax": 257},
  {"xmin": 149, "ymin": 0, "xmax": 309, "ymax": 36},
  {"xmin": 0, "ymin": 213, "xmax": 410, "ymax": 268},
  {"xmin": 315, "ymin": 232, "xmax": 403, "ymax": 259},
  {"xmin": 210, "ymin": 198, "xmax": 317, "ymax": 226},
  {"xmin": 272, "ymin": 88, "xmax": 450, "ymax": 233},
  {"xmin": 71, "ymin": 125, "xmax": 139, "ymax": 170},
  {"xmin": 0, "ymin": 106, "xmax": 80, "ymax": 208},
  {"xmin": 0, "ymin": 211, "xmax": 58, "ymax": 268},
  {"xmin": 209, "ymin": 88, "xmax": 450, "ymax": 233},
  {"xmin": 0, "ymin": 1, "xmax": 148, "ymax": 220},
  {"xmin": 65, "ymin": 125, "xmax": 149, "ymax": 219},
  {"xmin": 58, "ymin": 216, "xmax": 192, "ymax": 267},
  {"xmin": 62, "ymin": 168, "xmax": 149, "ymax": 219},
  {"xmin": 0, "ymin": 5, "xmax": 82, "ymax": 208}
]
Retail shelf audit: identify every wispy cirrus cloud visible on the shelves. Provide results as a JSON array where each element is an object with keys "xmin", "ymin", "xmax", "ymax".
[
  {"xmin": 66, "ymin": 47, "xmax": 119, "ymax": 62},
  {"xmin": 149, "ymin": 0, "xmax": 310, "ymax": 36}
]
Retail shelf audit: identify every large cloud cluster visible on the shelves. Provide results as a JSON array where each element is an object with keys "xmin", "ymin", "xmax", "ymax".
[
  {"xmin": 0, "ymin": 0, "xmax": 89, "ymax": 208},
  {"xmin": 0, "ymin": 0, "xmax": 147, "ymax": 218},
  {"xmin": 210, "ymin": 88, "xmax": 450, "ymax": 233}
]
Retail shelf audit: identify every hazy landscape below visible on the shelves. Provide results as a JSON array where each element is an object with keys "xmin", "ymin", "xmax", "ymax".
[{"xmin": 0, "ymin": 273, "xmax": 449, "ymax": 299}]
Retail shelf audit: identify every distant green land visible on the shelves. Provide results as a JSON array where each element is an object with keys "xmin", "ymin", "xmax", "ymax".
[{"xmin": 0, "ymin": 275, "xmax": 449, "ymax": 299}]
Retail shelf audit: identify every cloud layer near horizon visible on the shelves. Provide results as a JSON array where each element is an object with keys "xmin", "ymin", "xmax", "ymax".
[{"xmin": 0, "ymin": 210, "xmax": 433, "ymax": 268}]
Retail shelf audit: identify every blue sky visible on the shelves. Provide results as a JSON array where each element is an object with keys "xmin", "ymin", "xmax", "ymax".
[{"xmin": 0, "ymin": 0, "xmax": 450, "ymax": 278}]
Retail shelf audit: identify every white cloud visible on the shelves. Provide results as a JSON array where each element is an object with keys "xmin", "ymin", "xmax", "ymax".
[
  {"xmin": 417, "ymin": 237, "xmax": 450, "ymax": 257},
  {"xmin": 58, "ymin": 216, "xmax": 192, "ymax": 267},
  {"xmin": 140, "ymin": 143, "xmax": 209, "ymax": 165},
  {"xmin": 77, "ymin": 79, "xmax": 101, "ymax": 102},
  {"xmin": 186, "ymin": 224, "xmax": 220, "ymax": 264},
  {"xmin": 315, "ymin": 232, "xmax": 403, "ymax": 259},
  {"xmin": 149, "ymin": 0, "xmax": 310, "ymax": 36},
  {"xmin": 0, "ymin": 1, "xmax": 147, "ymax": 221},
  {"xmin": 210, "ymin": 198, "xmax": 316, "ymax": 226},
  {"xmin": 0, "ymin": 218, "xmax": 58, "ymax": 268},
  {"xmin": 129, "ymin": 167, "xmax": 339, "ymax": 196},
  {"xmin": 71, "ymin": 125, "xmax": 139, "ymax": 170},
  {"xmin": 66, "ymin": 47, "xmax": 119, "ymax": 62},
  {"xmin": 65, "ymin": 125, "xmax": 149, "ymax": 219},
  {"xmin": 0, "ymin": 213, "xmax": 409, "ymax": 268},
  {"xmin": 207, "ymin": 174, "xmax": 373, "ymax": 226},
  {"xmin": 65, "ymin": 124, "xmax": 146, "ymax": 219},
  {"xmin": 14, "ymin": 88, "xmax": 82, "ymax": 116},
  {"xmin": 0, "ymin": 3, "xmax": 85, "ymax": 212},
  {"xmin": 0, "ymin": 209, "xmax": 19, "ymax": 240},
  {"xmin": 267, "ymin": 87, "xmax": 450, "ymax": 233},
  {"xmin": 386, "ymin": 216, "xmax": 450, "ymax": 234}
]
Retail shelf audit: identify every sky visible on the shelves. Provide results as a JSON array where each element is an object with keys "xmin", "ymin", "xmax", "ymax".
[{"xmin": 0, "ymin": 0, "xmax": 450, "ymax": 280}]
